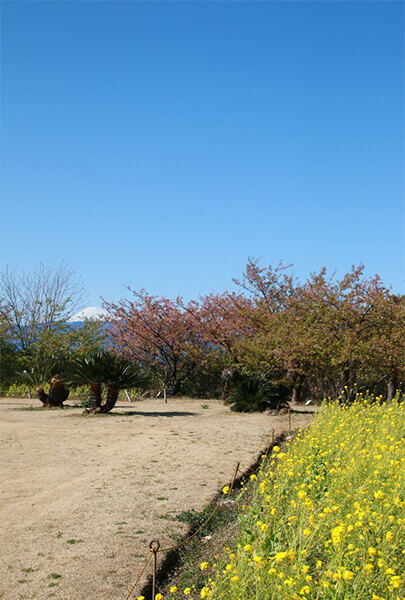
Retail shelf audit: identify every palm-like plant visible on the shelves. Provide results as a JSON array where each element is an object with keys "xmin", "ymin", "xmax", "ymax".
[
  {"xmin": 224, "ymin": 373, "xmax": 290, "ymax": 412},
  {"xmin": 68, "ymin": 351, "xmax": 149, "ymax": 413},
  {"xmin": 68, "ymin": 352, "xmax": 107, "ymax": 411},
  {"xmin": 19, "ymin": 364, "xmax": 51, "ymax": 404},
  {"xmin": 102, "ymin": 354, "xmax": 149, "ymax": 413},
  {"xmin": 18, "ymin": 364, "xmax": 69, "ymax": 407},
  {"xmin": 19, "ymin": 364, "xmax": 50, "ymax": 388}
]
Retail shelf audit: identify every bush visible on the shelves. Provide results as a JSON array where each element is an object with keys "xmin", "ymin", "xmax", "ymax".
[
  {"xmin": 224, "ymin": 373, "xmax": 290, "ymax": 412},
  {"xmin": 0, "ymin": 383, "xmax": 46, "ymax": 398}
]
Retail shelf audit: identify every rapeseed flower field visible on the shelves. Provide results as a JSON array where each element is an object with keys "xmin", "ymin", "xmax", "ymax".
[{"xmin": 153, "ymin": 396, "xmax": 404, "ymax": 600}]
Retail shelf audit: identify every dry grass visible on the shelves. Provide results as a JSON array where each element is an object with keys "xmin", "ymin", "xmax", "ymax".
[{"xmin": 0, "ymin": 396, "xmax": 313, "ymax": 600}]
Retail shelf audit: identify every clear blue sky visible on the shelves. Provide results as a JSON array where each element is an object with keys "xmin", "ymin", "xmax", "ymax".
[{"xmin": 1, "ymin": 1, "xmax": 404, "ymax": 305}]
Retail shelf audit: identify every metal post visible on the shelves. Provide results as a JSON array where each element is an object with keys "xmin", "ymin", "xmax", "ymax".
[
  {"xmin": 230, "ymin": 461, "xmax": 240, "ymax": 492},
  {"xmin": 272, "ymin": 429, "xmax": 275, "ymax": 444},
  {"xmin": 149, "ymin": 539, "xmax": 160, "ymax": 600},
  {"xmin": 288, "ymin": 409, "xmax": 292, "ymax": 432},
  {"xmin": 163, "ymin": 388, "xmax": 167, "ymax": 404}
]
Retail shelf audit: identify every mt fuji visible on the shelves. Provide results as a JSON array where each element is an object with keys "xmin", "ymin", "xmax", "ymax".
[{"xmin": 69, "ymin": 306, "xmax": 109, "ymax": 322}]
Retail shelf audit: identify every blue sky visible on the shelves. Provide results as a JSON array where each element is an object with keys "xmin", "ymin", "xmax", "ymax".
[{"xmin": 1, "ymin": 1, "xmax": 404, "ymax": 305}]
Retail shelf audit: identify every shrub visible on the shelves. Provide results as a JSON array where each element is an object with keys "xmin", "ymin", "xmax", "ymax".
[
  {"xmin": 66, "ymin": 351, "xmax": 149, "ymax": 413},
  {"xmin": 0, "ymin": 383, "xmax": 39, "ymax": 398},
  {"xmin": 224, "ymin": 373, "xmax": 290, "ymax": 412}
]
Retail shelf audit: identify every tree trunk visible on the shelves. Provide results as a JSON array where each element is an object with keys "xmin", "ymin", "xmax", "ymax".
[
  {"xmin": 90, "ymin": 382, "xmax": 102, "ymax": 411},
  {"xmin": 289, "ymin": 372, "xmax": 304, "ymax": 404},
  {"xmin": 100, "ymin": 387, "xmax": 119, "ymax": 413},
  {"xmin": 48, "ymin": 382, "xmax": 69, "ymax": 407},
  {"xmin": 387, "ymin": 374, "xmax": 397, "ymax": 402},
  {"xmin": 166, "ymin": 377, "xmax": 179, "ymax": 396},
  {"xmin": 342, "ymin": 366, "xmax": 350, "ymax": 390},
  {"xmin": 36, "ymin": 387, "xmax": 49, "ymax": 407},
  {"xmin": 291, "ymin": 386, "xmax": 301, "ymax": 403}
]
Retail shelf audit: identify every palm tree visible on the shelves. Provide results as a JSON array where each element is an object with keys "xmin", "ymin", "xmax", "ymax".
[
  {"xmin": 101, "ymin": 354, "xmax": 149, "ymax": 413},
  {"xmin": 68, "ymin": 352, "xmax": 106, "ymax": 411},
  {"xmin": 224, "ymin": 373, "xmax": 290, "ymax": 412},
  {"xmin": 68, "ymin": 352, "xmax": 149, "ymax": 413}
]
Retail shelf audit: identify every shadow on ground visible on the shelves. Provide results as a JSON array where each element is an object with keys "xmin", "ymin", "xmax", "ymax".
[{"xmin": 89, "ymin": 409, "xmax": 197, "ymax": 417}]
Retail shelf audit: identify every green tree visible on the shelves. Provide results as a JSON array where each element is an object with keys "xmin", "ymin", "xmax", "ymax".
[{"xmin": 0, "ymin": 264, "xmax": 106, "ymax": 390}]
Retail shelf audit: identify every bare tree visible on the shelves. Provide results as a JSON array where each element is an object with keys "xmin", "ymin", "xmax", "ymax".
[{"xmin": 0, "ymin": 262, "xmax": 86, "ymax": 350}]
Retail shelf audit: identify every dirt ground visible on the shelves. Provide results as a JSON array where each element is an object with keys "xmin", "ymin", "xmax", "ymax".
[{"xmin": 0, "ymin": 396, "xmax": 313, "ymax": 600}]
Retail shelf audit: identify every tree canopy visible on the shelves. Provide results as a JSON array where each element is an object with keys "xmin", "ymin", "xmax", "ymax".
[{"xmin": 105, "ymin": 261, "xmax": 404, "ymax": 401}]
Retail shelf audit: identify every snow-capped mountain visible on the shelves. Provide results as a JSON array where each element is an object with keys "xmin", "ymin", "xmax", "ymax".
[{"xmin": 69, "ymin": 306, "xmax": 109, "ymax": 322}]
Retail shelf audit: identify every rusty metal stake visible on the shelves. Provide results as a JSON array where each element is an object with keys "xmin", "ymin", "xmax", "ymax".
[
  {"xmin": 149, "ymin": 539, "xmax": 160, "ymax": 600},
  {"xmin": 288, "ymin": 409, "xmax": 292, "ymax": 432},
  {"xmin": 272, "ymin": 428, "xmax": 275, "ymax": 444},
  {"xmin": 230, "ymin": 461, "xmax": 240, "ymax": 491}
]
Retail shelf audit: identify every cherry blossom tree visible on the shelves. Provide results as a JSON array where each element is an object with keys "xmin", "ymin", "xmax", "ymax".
[
  {"xmin": 103, "ymin": 261, "xmax": 403, "ymax": 402},
  {"xmin": 179, "ymin": 292, "xmax": 254, "ymax": 362},
  {"xmin": 104, "ymin": 290, "xmax": 214, "ymax": 395},
  {"xmin": 233, "ymin": 260, "xmax": 404, "ymax": 400}
]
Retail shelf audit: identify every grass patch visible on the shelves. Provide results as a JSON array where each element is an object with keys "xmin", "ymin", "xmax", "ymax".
[{"xmin": 66, "ymin": 539, "xmax": 83, "ymax": 545}]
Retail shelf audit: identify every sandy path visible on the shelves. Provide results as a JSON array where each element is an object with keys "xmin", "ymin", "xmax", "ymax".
[{"xmin": 0, "ymin": 397, "xmax": 312, "ymax": 600}]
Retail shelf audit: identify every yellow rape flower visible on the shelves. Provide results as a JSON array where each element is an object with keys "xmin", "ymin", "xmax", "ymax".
[
  {"xmin": 275, "ymin": 551, "xmax": 288, "ymax": 562},
  {"xmin": 331, "ymin": 525, "xmax": 345, "ymax": 545},
  {"xmin": 389, "ymin": 575, "xmax": 402, "ymax": 588},
  {"xmin": 299, "ymin": 585, "xmax": 311, "ymax": 595}
]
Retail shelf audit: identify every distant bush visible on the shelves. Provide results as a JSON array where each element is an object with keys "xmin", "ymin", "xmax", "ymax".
[
  {"xmin": 0, "ymin": 383, "xmax": 38, "ymax": 398},
  {"xmin": 224, "ymin": 373, "xmax": 290, "ymax": 412}
]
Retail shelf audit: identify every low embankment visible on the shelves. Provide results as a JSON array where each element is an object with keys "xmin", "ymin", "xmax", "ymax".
[{"xmin": 159, "ymin": 397, "xmax": 404, "ymax": 600}]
